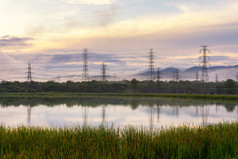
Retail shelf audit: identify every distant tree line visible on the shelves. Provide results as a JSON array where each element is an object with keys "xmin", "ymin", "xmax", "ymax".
[
  {"xmin": 0, "ymin": 79, "xmax": 237, "ymax": 95},
  {"xmin": 0, "ymin": 97, "xmax": 236, "ymax": 112}
]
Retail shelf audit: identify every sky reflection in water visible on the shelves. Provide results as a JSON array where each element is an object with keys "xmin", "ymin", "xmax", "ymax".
[{"xmin": 0, "ymin": 97, "xmax": 237, "ymax": 129}]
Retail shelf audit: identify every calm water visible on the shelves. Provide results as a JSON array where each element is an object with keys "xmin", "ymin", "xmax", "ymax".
[{"xmin": 0, "ymin": 97, "xmax": 237, "ymax": 129}]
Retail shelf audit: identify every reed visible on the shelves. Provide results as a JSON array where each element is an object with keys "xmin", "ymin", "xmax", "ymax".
[{"xmin": 0, "ymin": 123, "xmax": 237, "ymax": 158}]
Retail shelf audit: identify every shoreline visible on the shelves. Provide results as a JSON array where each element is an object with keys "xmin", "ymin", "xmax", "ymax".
[{"xmin": 0, "ymin": 92, "xmax": 238, "ymax": 100}]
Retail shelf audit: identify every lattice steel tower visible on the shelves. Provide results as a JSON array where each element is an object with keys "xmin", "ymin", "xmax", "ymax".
[
  {"xmin": 173, "ymin": 69, "xmax": 179, "ymax": 81},
  {"xmin": 157, "ymin": 67, "xmax": 161, "ymax": 82},
  {"xmin": 196, "ymin": 71, "xmax": 199, "ymax": 81},
  {"xmin": 199, "ymin": 46, "xmax": 210, "ymax": 82},
  {"xmin": 101, "ymin": 63, "xmax": 106, "ymax": 81},
  {"xmin": 82, "ymin": 49, "xmax": 89, "ymax": 81},
  {"xmin": 27, "ymin": 63, "xmax": 32, "ymax": 82},
  {"xmin": 215, "ymin": 74, "xmax": 218, "ymax": 82},
  {"xmin": 148, "ymin": 49, "xmax": 155, "ymax": 80},
  {"xmin": 236, "ymin": 72, "xmax": 238, "ymax": 82}
]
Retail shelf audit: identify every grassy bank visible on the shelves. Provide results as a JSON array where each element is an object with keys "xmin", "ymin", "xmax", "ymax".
[
  {"xmin": 0, "ymin": 92, "xmax": 238, "ymax": 100},
  {"xmin": 0, "ymin": 123, "xmax": 237, "ymax": 158}
]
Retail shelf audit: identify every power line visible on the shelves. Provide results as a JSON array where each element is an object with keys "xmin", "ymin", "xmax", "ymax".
[
  {"xmin": 0, "ymin": 68, "xmax": 25, "ymax": 71},
  {"xmin": 199, "ymin": 45, "xmax": 210, "ymax": 82}
]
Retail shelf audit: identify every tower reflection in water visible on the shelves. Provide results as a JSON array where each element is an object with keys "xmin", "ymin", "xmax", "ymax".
[
  {"xmin": 200, "ymin": 105, "xmax": 209, "ymax": 126},
  {"xmin": 102, "ymin": 104, "xmax": 106, "ymax": 126},
  {"xmin": 27, "ymin": 106, "xmax": 31, "ymax": 126},
  {"xmin": 148, "ymin": 105, "xmax": 155, "ymax": 131},
  {"xmin": 82, "ymin": 106, "xmax": 88, "ymax": 127}
]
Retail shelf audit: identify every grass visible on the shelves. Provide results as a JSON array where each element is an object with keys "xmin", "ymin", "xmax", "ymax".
[
  {"xmin": 0, "ymin": 92, "xmax": 238, "ymax": 100},
  {"xmin": 0, "ymin": 123, "xmax": 237, "ymax": 158}
]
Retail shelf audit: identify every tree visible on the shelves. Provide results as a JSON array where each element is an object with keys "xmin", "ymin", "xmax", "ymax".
[
  {"xmin": 224, "ymin": 79, "xmax": 237, "ymax": 94},
  {"xmin": 130, "ymin": 78, "xmax": 138, "ymax": 92}
]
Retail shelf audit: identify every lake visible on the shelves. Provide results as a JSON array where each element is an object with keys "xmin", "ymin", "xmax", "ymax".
[{"xmin": 0, "ymin": 97, "xmax": 237, "ymax": 129}]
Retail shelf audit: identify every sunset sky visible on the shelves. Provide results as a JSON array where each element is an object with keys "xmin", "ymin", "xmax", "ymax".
[{"xmin": 0, "ymin": 0, "xmax": 238, "ymax": 81}]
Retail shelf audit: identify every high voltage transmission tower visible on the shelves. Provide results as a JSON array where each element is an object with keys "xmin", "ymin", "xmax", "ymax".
[
  {"xmin": 56, "ymin": 74, "xmax": 61, "ymax": 82},
  {"xmin": 236, "ymin": 72, "xmax": 238, "ymax": 82},
  {"xmin": 173, "ymin": 69, "xmax": 179, "ymax": 81},
  {"xmin": 196, "ymin": 71, "xmax": 199, "ymax": 81},
  {"xmin": 27, "ymin": 63, "xmax": 32, "ymax": 82},
  {"xmin": 82, "ymin": 49, "xmax": 89, "ymax": 81},
  {"xmin": 148, "ymin": 49, "xmax": 156, "ymax": 81},
  {"xmin": 156, "ymin": 68, "xmax": 162, "ymax": 93},
  {"xmin": 199, "ymin": 45, "xmax": 210, "ymax": 82},
  {"xmin": 156, "ymin": 68, "xmax": 161, "ymax": 82},
  {"xmin": 215, "ymin": 74, "xmax": 218, "ymax": 82},
  {"xmin": 101, "ymin": 63, "xmax": 106, "ymax": 81}
]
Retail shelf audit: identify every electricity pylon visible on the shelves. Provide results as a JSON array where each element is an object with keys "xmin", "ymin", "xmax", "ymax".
[
  {"xmin": 148, "ymin": 49, "xmax": 155, "ymax": 81},
  {"xmin": 199, "ymin": 46, "xmax": 210, "ymax": 82},
  {"xmin": 173, "ymin": 69, "xmax": 179, "ymax": 81},
  {"xmin": 101, "ymin": 63, "xmax": 106, "ymax": 81},
  {"xmin": 196, "ymin": 71, "xmax": 199, "ymax": 81},
  {"xmin": 82, "ymin": 49, "xmax": 89, "ymax": 81},
  {"xmin": 215, "ymin": 74, "xmax": 218, "ymax": 82},
  {"xmin": 27, "ymin": 63, "xmax": 32, "ymax": 82},
  {"xmin": 157, "ymin": 68, "xmax": 161, "ymax": 82},
  {"xmin": 236, "ymin": 72, "xmax": 238, "ymax": 82}
]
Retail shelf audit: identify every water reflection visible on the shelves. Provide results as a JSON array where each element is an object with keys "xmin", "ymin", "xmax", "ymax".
[
  {"xmin": 172, "ymin": 106, "xmax": 179, "ymax": 117},
  {"xmin": 102, "ymin": 105, "xmax": 106, "ymax": 126},
  {"xmin": 196, "ymin": 107, "xmax": 199, "ymax": 116},
  {"xmin": 216, "ymin": 105, "xmax": 220, "ymax": 113},
  {"xmin": 148, "ymin": 105, "xmax": 155, "ymax": 131},
  {"xmin": 200, "ymin": 106, "xmax": 209, "ymax": 126},
  {"xmin": 0, "ymin": 97, "xmax": 237, "ymax": 128},
  {"xmin": 82, "ymin": 107, "xmax": 88, "ymax": 127},
  {"xmin": 27, "ymin": 106, "xmax": 31, "ymax": 125},
  {"xmin": 157, "ymin": 105, "xmax": 160, "ymax": 123}
]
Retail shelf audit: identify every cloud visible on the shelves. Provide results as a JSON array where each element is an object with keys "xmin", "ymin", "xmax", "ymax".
[
  {"xmin": 16, "ymin": 0, "xmax": 238, "ymax": 58},
  {"xmin": 0, "ymin": 35, "xmax": 32, "ymax": 48},
  {"xmin": 48, "ymin": 52, "xmax": 125, "ymax": 71},
  {"xmin": 26, "ymin": 26, "xmax": 47, "ymax": 37},
  {"xmin": 1, "ymin": 48, "xmax": 238, "ymax": 82},
  {"xmin": 61, "ymin": 0, "xmax": 116, "ymax": 5},
  {"xmin": 93, "ymin": 5, "xmax": 120, "ymax": 27},
  {"xmin": 43, "ymin": 1, "xmax": 238, "ymax": 48},
  {"xmin": 0, "ymin": 0, "xmax": 15, "ymax": 4},
  {"xmin": 210, "ymin": 56, "xmax": 230, "ymax": 61},
  {"xmin": 0, "ymin": 52, "xmax": 26, "ymax": 81},
  {"xmin": 165, "ymin": 2, "xmax": 191, "ymax": 14},
  {"xmin": 1, "ymin": 1, "xmax": 238, "ymax": 81}
]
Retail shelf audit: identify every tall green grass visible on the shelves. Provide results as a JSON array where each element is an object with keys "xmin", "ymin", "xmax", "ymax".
[
  {"xmin": 0, "ymin": 123, "xmax": 237, "ymax": 158},
  {"xmin": 1, "ymin": 92, "xmax": 238, "ymax": 100}
]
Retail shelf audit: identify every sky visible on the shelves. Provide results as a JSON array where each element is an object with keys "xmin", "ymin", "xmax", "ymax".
[{"xmin": 0, "ymin": 0, "xmax": 238, "ymax": 81}]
